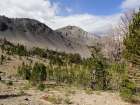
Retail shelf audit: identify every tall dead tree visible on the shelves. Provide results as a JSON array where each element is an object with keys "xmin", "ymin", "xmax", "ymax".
[
  {"xmin": 118, "ymin": 8, "xmax": 135, "ymax": 39},
  {"xmin": 104, "ymin": 26, "xmax": 122, "ymax": 62},
  {"xmin": 104, "ymin": 8, "xmax": 135, "ymax": 62}
]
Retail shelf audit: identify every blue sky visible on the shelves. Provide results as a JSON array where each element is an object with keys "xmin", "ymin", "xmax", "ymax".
[
  {"xmin": 0, "ymin": 0, "xmax": 139, "ymax": 35},
  {"xmin": 51, "ymin": 0, "xmax": 123, "ymax": 16}
]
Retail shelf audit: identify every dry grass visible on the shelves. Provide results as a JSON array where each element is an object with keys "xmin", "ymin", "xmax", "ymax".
[{"xmin": 0, "ymin": 49, "xmax": 132, "ymax": 105}]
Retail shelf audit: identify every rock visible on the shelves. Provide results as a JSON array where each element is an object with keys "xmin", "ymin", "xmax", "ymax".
[
  {"xmin": 24, "ymin": 98, "xmax": 29, "ymax": 101},
  {"xmin": 0, "ymin": 21, "xmax": 8, "ymax": 31}
]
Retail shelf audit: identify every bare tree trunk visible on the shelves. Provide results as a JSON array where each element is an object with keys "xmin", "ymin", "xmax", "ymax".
[
  {"xmin": 91, "ymin": 70, "xmax": 96, "ymax": 90},
  {"xmin": 104, "ymin": 8, "xmax": 135, "ymax": 62}
]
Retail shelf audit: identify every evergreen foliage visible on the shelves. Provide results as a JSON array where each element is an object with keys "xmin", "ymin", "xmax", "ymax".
[
  {"xmin": 67, "ymin": 53, "xmax": 82, "ymax": 64},
  {"xmin": 30, "ymin": 63, "xmax": 46, "ymax": 85},
  {"xmin": 33, "ymin": 47, "xmax": 47, "ymax": 58},
  {"xmin": 122, "ymin": 9, "xmax": 140, "ymax": 65},
  {"xmin": 18, "ymin": 63, "xmax": 31, "ymax": 80},
  {"xmin": 108, "ymin": 62, "xmax": 125, "ymax": 90},
  {"xmin": 91, "ymin": 47, "xmax": 108, "ymax": 90},
  {"xmin": 121, "ymin": 9, "xmax": 140, "ymax": 102},
  {"xmin": 36, "ymin": 83, "xmax": 46, "ymax": 91},
  {"xmin": 0, "ymin": 54, "xmax": 4, "ymax": 65},
  {"xmin": 120, "ymin": 87, "xmax": 132, "ymax": 101}
]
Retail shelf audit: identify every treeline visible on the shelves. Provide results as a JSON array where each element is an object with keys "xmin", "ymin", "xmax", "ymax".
[
  {"xmin": 17, "ymin": 47, "xmax": 109, "ymax": 91},
  {"xmin": 0, "ymin": 38, "xmax": 29, "ymax": 56},
  {"xmin": 0, "ymin": 38, "xmax": 82, "ymax": 65}
]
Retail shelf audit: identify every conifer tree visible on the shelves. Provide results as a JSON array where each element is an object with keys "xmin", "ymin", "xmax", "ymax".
[
  {"xmin": 18, "ymin": 63, "xmax": 31, "ymax": 80},
  {"xmin": 122, "ymin": 9, "xmax": 140, "ymax": 65},
  {"xmin": 30, "ymin": 63, "xmax": 46, "ymax": 85},
  {"xmin": 91, "ymin": 47, "xmax": 108, "ymax": 90}
]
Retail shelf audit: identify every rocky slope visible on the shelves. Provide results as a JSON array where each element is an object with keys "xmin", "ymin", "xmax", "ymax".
[
  {"xmin": 0, "ymin": 16, "xmax": 95, "ymax": 58},
  {"xmin": 56, "ymin": 25, "xmax": 101, "ymax": 46}
]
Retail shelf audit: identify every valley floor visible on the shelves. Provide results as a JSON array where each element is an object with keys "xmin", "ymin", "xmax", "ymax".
[
  {"xmin": 0, "ymin": 80, "xmax": 132, "ymax": 105},
  {"xmin": 0, "ymin": 50, "xmax": 136, "ymax": 105}
]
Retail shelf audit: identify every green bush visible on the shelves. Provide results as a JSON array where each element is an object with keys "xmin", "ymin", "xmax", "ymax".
[
  {"xmin": 6, "ymin": 80, "xmax": 13, "ymax": 85},
  {"xmin": 36, "ymin": 83, "xmax": 46, "ymax": 91},
  {"xmin": 64, "ymin": 98, "xmax": 71, "ymax": 104},
  {"xmin": 66, "ymin": 90, "xmax": 76, "ymax": 95},
  {"xmin": 85, "ymin": 89, "xmax": 92, "ymax": 95},
  {"xmin": 19, "ymin": 89, "xmax": 25, "ymax": 95},
  {"xmin": 122, "ymin": 79, "xmax": 137, "ymax": 94},
  {"xmin": 120, "ymin": 87, "xmax": 132, "ymax": 101},
  {"xmin": 23, "ymin": 84, "xmax": 30, "ymax": 90},
  {"xmin": 50, "ymin": 97, "xmax": 57, "ymax": 104}
]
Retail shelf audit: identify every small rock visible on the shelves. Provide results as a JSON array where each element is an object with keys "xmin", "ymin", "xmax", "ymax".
[{"xmin": 24, "ymin": 98, "xmax": 29, "ymax": 101}]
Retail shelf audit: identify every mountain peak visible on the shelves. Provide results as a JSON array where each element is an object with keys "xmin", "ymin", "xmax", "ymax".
[{"xmin": 56, "ymin": 25, "xmax": 101, "ymax": 46}]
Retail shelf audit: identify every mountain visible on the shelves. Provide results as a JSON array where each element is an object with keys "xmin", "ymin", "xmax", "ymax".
[
  {"xmin": 56, "ymin": 25, "xmax": 101, "ymax": 46},
  {"xmin": 0, "ymin": 16, "xmax": 91, "ymax": 58},
  {"xmin": 0, "ymin": 16, "xmax": 95, "ymax": 58}
]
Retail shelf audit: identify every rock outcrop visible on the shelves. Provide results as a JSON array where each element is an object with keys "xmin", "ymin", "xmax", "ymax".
[{"xmin": 56, "ymin": 25, "xmax": 101, "ymax": 46}]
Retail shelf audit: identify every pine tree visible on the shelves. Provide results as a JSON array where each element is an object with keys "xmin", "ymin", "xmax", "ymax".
[
  {"xmin": 0, "ymin": 55, "xmax": 4, "ymax": 65},
  {"xmin": 122, "ymin": 9, "xmax": 140, "ymax": 65},
  {"xmin": 30, "ymin": 63, "xmax": 46, "ymax": 85},
  {"xmin": 91, "ymin": 47, "xmax": 108, "ymax": 90},
  {"xmin": 18, "ymin": 63, "xmax": 31, "ymax": 80}
]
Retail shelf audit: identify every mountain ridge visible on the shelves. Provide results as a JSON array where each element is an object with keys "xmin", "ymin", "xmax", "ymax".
[
  {"xmin": 0, "ymin": 16, "xmax": 102, "ymax": 58},
  {"xmin": 56, "ymin": 25, "xmax": 101, "ymax": 46}
]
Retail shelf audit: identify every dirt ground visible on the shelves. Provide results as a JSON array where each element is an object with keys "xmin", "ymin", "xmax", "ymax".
[
  {"xmin": 0, "ymin": 81, "xmax": 132, "ymax": 105},
  {"xmin": 0, "ymin": 50, "xmax": 134, "ymax": 105}
]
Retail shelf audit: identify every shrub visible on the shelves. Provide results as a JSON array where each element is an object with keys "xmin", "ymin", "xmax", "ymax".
[
  {"xmin": 85, "ymin": 89, "xmax": 92, "ymax": 95},
  {"xmin": 36, "ymin": 83, "xmax": 46, "ymax": 91},
  {"xmin": 23, "ymin": 84, "xmax": 30, "ymax": 90},
  {"xmin": 64, "ymin": 98, "xmax": 71, "ymax": 104},
  {"xmin": 49, "ymin": 97, "xmax": 57, "ymax": 104},
  {"xmin": 120, "ymin": 87, "xmax": 132, "ymax": 101},
  {"xmin": 66, "ymin": 90, "xmax": 76, "ymax": 95},
  {"xmin": 122, "ymin": 79, "xmax": 137, "ymax": 94},
  {"xmin": 6, "ymin": 80, "xmax": 13, "ymax": 85},
  {"xmin": 19, "ymin": 89, "xmax": 25, "ymax": 95}
]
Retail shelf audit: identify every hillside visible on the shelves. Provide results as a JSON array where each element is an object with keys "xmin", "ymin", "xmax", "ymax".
[{"xmin": 0, "ymin": 16, "xmax": 92, "ymax": 58}]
